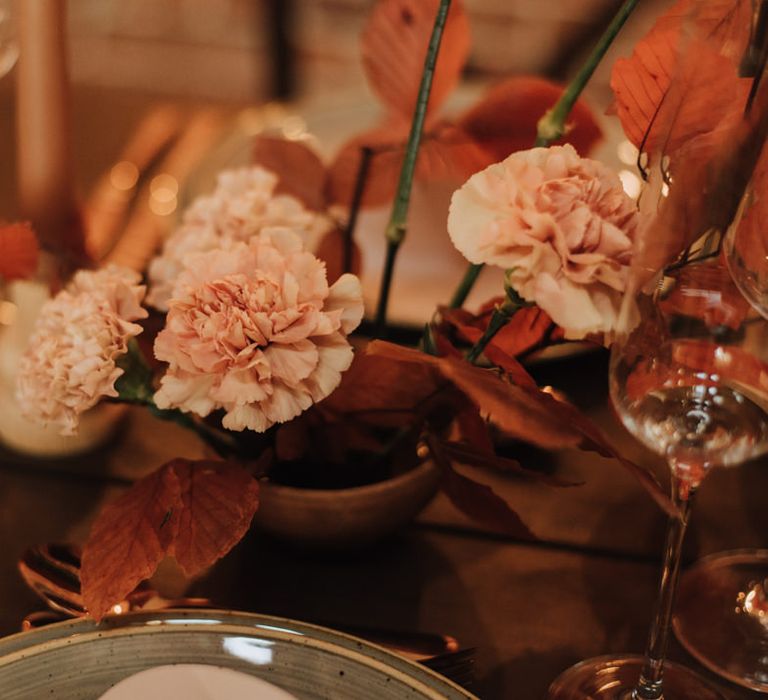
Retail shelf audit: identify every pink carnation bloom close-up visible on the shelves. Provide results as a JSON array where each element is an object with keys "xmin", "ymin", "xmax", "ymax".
[
  {"xmin": 16, "ymin": 265, "xmax": 148, "ymax": 436},
  {"xmin": 147, "ymin": 166, "xmax": 329, "ymax": 311},
  {"xmin": 447, "ymin": 144, "xmax": 638, "ymax": 339},
  {"xmin": 153, "ymin": 228, "xmax": 364, "ymax": 432}
]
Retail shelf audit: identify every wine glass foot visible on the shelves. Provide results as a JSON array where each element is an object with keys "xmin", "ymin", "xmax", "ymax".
[
  {"xmin": 547, "ymin": 654, "xmax": 727, "ymax": 700},
  {"xmin": 674, "ymin": 549, "xmax": 768, "ymax": 693}
]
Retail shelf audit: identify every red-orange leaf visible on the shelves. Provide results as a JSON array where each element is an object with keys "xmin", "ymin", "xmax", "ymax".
[
  {"xmin": 0, "ymin": 221, "xmax": 39, "ymax": 280},
  {"xmin": 327, "ymin": 121, "xmax": 490, "ymax": 208},
  {"xmin": 362, "ymin": 0, "xmax": 470, "ymax": 120},
  {"xmin": 367, "ymin": 340, "xmax": 675, "ymax": 515},
  {"xmin": 427, "ymin": 434, "xmax": 536, "ymax": 540},
  {"xmin": 81, "ymin": 459, "xmax": 258, "ymax": 620},
  {"xmin": 610, "ymin": 0, "xmax": 751, "ymax": 155},
  {"xmin": 170, "ymin": 460, "xmax": 259, "ymax": 575},
  {"xmin": 252, "ymin": 136, "xmax": 327, "ymax": 212},
  {"xmin": 459, "ymin": 76, "xmax": 602, "ymax": 159},
  {"xmin": 81, "ymin": 466, "xmax": 179, "ymax": 622},
  {"xmin": 314, "ymin": 224, "xmax": 362, "ymax": 283}
]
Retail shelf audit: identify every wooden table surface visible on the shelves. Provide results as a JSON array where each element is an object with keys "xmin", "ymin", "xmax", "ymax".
[{"xmin": 0, "ymin": 86, "xmax": 767, "ymax": 699}]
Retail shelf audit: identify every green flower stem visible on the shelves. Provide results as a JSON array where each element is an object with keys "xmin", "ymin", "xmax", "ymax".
[
  {"xmin": 449, "ymin": 262, "xmax": 483, "ymax": 309},
  {"xmin": 465, "ymin": 300, "xmax": 516, "ymax": 364},
  {"xmin": 448, "ymin": 0, "xmax": 641, "ymax": 309},
  {"xmin": 535, "ymin": 0, "xmax": 640, "ymax": 146},
  {"xmin": 374, "ymin": 0, "xmax": 453, "ymax": 337}
]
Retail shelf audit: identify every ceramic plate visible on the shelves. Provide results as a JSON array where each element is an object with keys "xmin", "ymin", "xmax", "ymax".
[{"xmin": 0, "ymin": 609, "xmax": 478, "ymax": 700}]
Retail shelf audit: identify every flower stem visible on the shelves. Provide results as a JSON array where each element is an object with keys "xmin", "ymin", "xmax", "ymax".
[
  {"xmin": 373, "ymin": 0, "xmax": 453, "ymax": 337},
  {"xmin": 535, "ymin": 0, "xmax": 640, "ymax": 146},
  {"xmin": 448, "ymin": 0, "xmax": 641, "ymax": 308},
  {"xmin": 465, "ymin": 299, "xmax": 516, "ymax": 364},
  {"xmin": 343, "ymin": 145, "xmax": 374, "ymax": 273},
  {"xmin": 449, "ymin": 262, "xmax": 483, "ymax": 309}
]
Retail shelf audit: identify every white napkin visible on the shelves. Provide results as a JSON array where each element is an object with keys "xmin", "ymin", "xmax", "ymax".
[{"xmin": 99, "ymin": 664, "xmax": 298, "ymax": 700}]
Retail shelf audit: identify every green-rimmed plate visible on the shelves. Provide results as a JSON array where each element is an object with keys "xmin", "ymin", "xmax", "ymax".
[{"xmin": 0, "ymin": 609, "xmax": 478, "ymax": 700}]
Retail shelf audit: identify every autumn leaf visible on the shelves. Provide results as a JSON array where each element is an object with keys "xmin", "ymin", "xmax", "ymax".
[
  {"xmin": 252, "ymin": 136, "xmax": 327, "ymax": 212},
  {"xmin": 459, "ymin": 76, "xmax": 602, "ymax": 159},
  {"xmin": 324, "ymin": 347, "xmax": 444, "ymax": 425},
  {"xmin": 426, "ymin": 434, "xmax": 536, "ymax": 540},
  {"xmin": 367, "ymin": 340, "xmax": 675, "ymax": 515},
  {"xmin": 81, "ymin": 459, "xmax": 258, "ymax": 620},
  {"xmin": 80, "ymin": 466, "xmax": 179, "ymax": 622},
  {"xmin": 438, "ymin": 439, "xmax": 582, "ymax": 488},
  {"xmin": 610, "ymin": 0, "xmax": 751, "ymax": 155},
  {"xmin": 314, "ymin": 224, "xmax": 362, "ymax": 283},
  {"xmin": 436, "ymin": 355, "xmax": 584, "ymax": 451},
  {"xmin": 170, "ymin": 461, "xmax": 259, "ymax": 575},
  {"xmin": 362, "ymin": 0, "xmax": 470, "ymax": 120},
  {"xmin": 327, "ymin": 121, "xmax": 491, "ymax": 207},
  {"xmin": 0, "ymin": 221, "xmax": 39, "ymax": 280}
]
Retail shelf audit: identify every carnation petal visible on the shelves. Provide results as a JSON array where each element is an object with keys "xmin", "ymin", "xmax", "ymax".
[{"xmin": 326, "ymin": 274, "xmax": 365, "ymax": 335}]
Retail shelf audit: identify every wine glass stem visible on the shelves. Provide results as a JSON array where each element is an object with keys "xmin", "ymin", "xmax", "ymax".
[{"xmin": 634, "ymin": 476, "xmax": 693, "ymax": 700}]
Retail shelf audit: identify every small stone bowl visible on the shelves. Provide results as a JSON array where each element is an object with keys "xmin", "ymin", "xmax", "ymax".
[{"xmin": 252, "ymin": 460, "xmax": 440, "ymax": 549}]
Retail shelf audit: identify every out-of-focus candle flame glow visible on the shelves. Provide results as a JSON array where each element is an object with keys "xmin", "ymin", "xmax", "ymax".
[
  {"xmin": 110, "ymin": 161, "xmax": 139, "ymax": 191},
  {"xmin": 149, "ymin": 173, "xmax": 178, "ymax": 216}
]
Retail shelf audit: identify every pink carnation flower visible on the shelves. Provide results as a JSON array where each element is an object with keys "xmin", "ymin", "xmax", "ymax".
[
  {"xmin": 147, "ymin": 166, "xmax": 328, "ymax": 310},
  {"xmin": 17, "ymin": 265, "xmax": 148, "ymax": 435},
  {"xmin": 153, "ymin": 229, "xmax": 364, "ymax": 432},
  {"xmin": 447, "ymin": 144, "xmax": 638, "ymax": 339}
]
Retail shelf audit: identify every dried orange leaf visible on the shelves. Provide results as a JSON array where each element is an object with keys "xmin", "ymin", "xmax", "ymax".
[
  {"xmin": 81, "ymin": 459, "xmax": 258, "ymax": 620},
  {"xmin": 171, "ymin": 460, "xmax": 259, "ymax": 576},
  {"xmin": 459, "ymin": 76, "xmax": 602, "ymax": 158},
  {"xmin": 81, "ymin": 467, "xmax": 180, "ymax": 621},
  {"xmin": 327, "ymin": 121, "xmax": 488, "ymax": 207},
  {"xmin": 315, "ymin": 224, "xmax": 362, "ymax": 283},
  {"xmin": 362, "ymin": 0, "xmax": 470, "ymax": 119},
  {"xmin": 427, "ymin": 434, "xmax": 536, "ymax": 540},
  {"xmin": 253, "ymin": 136, "xmax": 327, "ymax": 211},
  {"xmin": 0, "ymin": 221, "xmax": 39, "ymax": 280},
  {"xmin": 610, "ymin": 0, "xmax": 751, "ymax": 155}
]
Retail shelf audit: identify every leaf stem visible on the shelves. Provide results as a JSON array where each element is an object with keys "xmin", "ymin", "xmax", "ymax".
[
  {"xmin": 373, "ymin": 0, "xmax": 453, "ymax": 335},
  {"xmin": 449, "ymin": 0, "xmax": 641, "ymax": 308},
  {"xmin": 535, "ymin": 0, "xmax": 640, "ymax": 146}
]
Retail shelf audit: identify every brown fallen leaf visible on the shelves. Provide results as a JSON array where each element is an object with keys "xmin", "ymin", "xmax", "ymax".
[{"xmin": 81, "ymin": 459, "xmax": 258, "ymax": 620}]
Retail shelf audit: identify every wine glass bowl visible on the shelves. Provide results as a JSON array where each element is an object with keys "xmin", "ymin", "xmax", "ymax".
[{"xmin": 610, "ymin": 261, "xmax": 768, "ymax": 487}]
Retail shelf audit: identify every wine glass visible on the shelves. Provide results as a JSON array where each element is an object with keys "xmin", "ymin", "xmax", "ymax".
[
  {"xmin": 548, "ymin": 251, "xmax": 768, "ymax": 699},
  {"xmin": 668, "ymin": 173, "xmax": 768, "ymax": 693}
]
